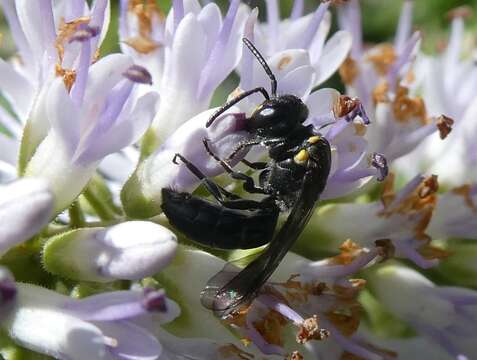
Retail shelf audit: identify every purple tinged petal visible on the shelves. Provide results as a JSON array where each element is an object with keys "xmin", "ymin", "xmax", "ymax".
[
  {"xmin": 64, "ymin": 291, "xmax": 146, "ymax": 322},
  {"xmin": 47, "ymin": 78, "xmax": 81, "ymax": 154},
  {"xmin": 240, "ymin": 8, "xmax": 259, "ymax": 91},
  {"xmin": 301, "ymin": 2, "xmax": 329, "ymax": 50},
  {"xmin": 445, "ymin": 17, "xmax": 464, "ymax": 72},
  {"xmin": 314, "ymin": 30, "xmax": 352, "ymax": 85},
  {"xmin": 173, "ymin": 0, "xmax": 185, "ymax": 32},
  {"xmin": 65, "ymin": 0, "xmax": 85, "ymax": 22},
  {"xmin": 257, "ymin": 295, "xmax": 304, "ymax": 324},
  {"xmin": 395, "ymin": 242, "xmax": 438, "ymax": 269},
  {"xmin": 266, "ymin": 0, "xmax": 280, "ymax": 52},
  {"xmin": 119, "ymin": 0, "xmax": 129, "ymax": 40},
  {"xmin": 394, "ymin": 0, "xmax": 414, "ymax": 54},
  {"xmin": 340, "ymin": 0, "xmax": 363, "ymax": 58},
  {"xmin": 70, "ymin": 39, "xmax": 93, "ymax": 107},
  {"xmin": 0, "ymin": 0, "xmax": 32, "ymax": 63},
  {"xmin": 77, "ymin": 91, "xmax": 157, "ymax": 164},
  {"xmin": 322, "ymin": 320, "xmax": 385, "ymax": 360},
  {"xmin": 38, "ymin": 0, "xmax": 57, "ymax": 61},
  {"xmin": 73, "ymin": 79, "xmax": 134, "ymax": 163},
  {"xmin": 0, "ymin": 179, "xmax": 54, "ymax": 255},
  {"xmin": 98, "ymin": 321, "xmax": 162, "ymax": 360},
  {"xmin": 0, "ymin": 59, "xmax": 35, "ymax": 120},
  {"xmin": 197, "ymin": 0, "xmax": 241, "ymax": 101},
  {"xmin": 303, "ymin": 249, "xmax": 378, "ymax": 280},
  {"xmin": 290, "ymin": 0, "xmax": 304, "ymax": 20},
  {"xmin": 388, "ymin": 31, "xmax": 420, "ymax": 89},
  {"xmin": 89, "ymin": 0, "xmax": 109, "ymax": 53},
  {"xmin": 15, "ymin": 0, "xmax": 56, "ymax": 67}
]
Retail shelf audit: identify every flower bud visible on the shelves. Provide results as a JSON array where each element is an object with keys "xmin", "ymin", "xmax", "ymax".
[
  {"xmin": 43, "ymin": 221, "xmax": 177, "ymax": 282},
  {"xmin": 0, "ymin": 178, "xmax": 54, "ymax": 255}
]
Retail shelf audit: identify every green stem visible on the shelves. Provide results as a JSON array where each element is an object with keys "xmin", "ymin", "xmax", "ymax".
[
  {"xmin": 68, "ymin": 200, "xmax": 85, "ymax": 228},
  {"xmin": 83, "ymin": 187, "xmax": 117, "ymax": 221}
]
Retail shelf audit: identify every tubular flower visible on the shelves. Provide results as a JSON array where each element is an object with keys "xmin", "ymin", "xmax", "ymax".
[
  {"xmin": 23, "ymin": 48, "xmax": 158, "ymax": 213},
  {"xmin": 395, "ymin": 7, "xmax": 477, "ymax": 186},
  {"xmin": 119, "ymin": 0, "xmax": 248, "ymax": 151},
  {"xmin": 308, "ymin": 173, "xmax": 446, "ymax": 268},
  {"xmin": 337, "ymin": 0, "xmax": 447, "ymax": 163},
  {"xmin": 368, "ymin": 263, "xmax": 477, "ymax": 360},
  {"xmin": 1, "ymin": 284, "xmax": 179, "ymax": 360},
  {"xmin": 0, "ymin": 1, "xmax": 475, "ymax": 360},
  {"xmin": 0, "ymin": 0, "xmax": 111, "ymax": 169}
]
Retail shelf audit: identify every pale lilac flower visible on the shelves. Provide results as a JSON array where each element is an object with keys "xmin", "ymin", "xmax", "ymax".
[
  {"xmin": 2, "ymin": 284, "xmax": 179, "ymax": 359},
  {"xmin": 119, "ymin": 0, "xmax": 248, "ymax": 148},
  {"xmin": 310, "ymin": 174, "xmax": 442, "ymax": 268},
  {"xmin": 244, "ymin": 0, "xmax": 352, "ymax": 87},
  {"xmin": 23, "ymin": 40, "xmax": 158, "ymax": 213},
  {"xmin": 0, "ymin": 0, "xmax": 111, "ymax": 167},
  {"xmin": 368, "ymin": 263, "xmax": 477, "ymax": 360},
  {"xmin": 338, "ymin": 0, "xmax": 444, "ymax": 164},
  {"xmin": 43, "ymin": 221, "xmax": 178, "ymax": 282},
  {"xmin": 394, "ymin": 10, "xmax": 477, "ymax": 186},
  {"xmin": 0, "ymin": 178, "xmax": 54, "ymax": 255}
]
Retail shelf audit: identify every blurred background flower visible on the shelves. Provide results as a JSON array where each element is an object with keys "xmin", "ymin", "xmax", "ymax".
[{"xmin": 0, "ymin": 0, "xmax": 476, "ymax": 359}]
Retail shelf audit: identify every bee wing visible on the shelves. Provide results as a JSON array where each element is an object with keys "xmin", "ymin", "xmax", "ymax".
[{"xmin": 200, "ymin": 167, "xmax": 324, "ymax": 318}]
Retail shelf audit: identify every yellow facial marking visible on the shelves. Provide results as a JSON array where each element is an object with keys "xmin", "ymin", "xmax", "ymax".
[
  {"xmin": 307, "ymin": 136, "xmax": 321, "ymax": 144},
  {"xmin": 294, "ymin": 149, "xmax": 309, "ymax": 164}
]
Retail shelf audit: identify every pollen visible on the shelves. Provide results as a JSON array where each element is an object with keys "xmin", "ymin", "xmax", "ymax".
[
  {"xmin": 366, "ymin": 44, "xmax": 397, "ymax": 76},
  {"xmin": 330, "ymin": 239, "xmax": 363, "ymax": 265},
  {"xmin": 294, "ymin": 149, "xmax": 309, "ymax": 164},
  {"xmin": 372, "ymin": 81, "xmax": 390, "ymax": 104},
  {"xmin": 392, "ymin": 86, "xmax": 428, "ymax": 124},
  {"xmin": 55, "ymin": 16, "xmax": 91, "ymax": 63},
  {"xmin": 253, "ymin": 310, "xmax": 287, "ymax": 347},
  {"xmin": 289, "ymin": 351, "xmax": 304, "ymax": 360},
  {"xmin": 296, "ymin": 315, "xmax": 330, "ymax": 344},
  {"xmin": 124, "ymin": 0, "xmax": 163, "ymax": 54},
  {"xmin": 333, "ymin": 95, "xmax": 359, "ymax": 118},
  {"xmin": 339, "ymin": 56, "xmax": 359, "ymax": 85},
  {"xmin": 307, "ymin": 136, "xmax": 321, "ymax": 144},
  {"xmin": 436, "ymin": 115, "xmax": 454, "ymax": 139},
  {"xmin": 55, "ymin": 64, "xmax": 76, "ymax": 92},
  {"xmin": 278, "ymin": 55, "xmax": 293, "ymax": 71}
]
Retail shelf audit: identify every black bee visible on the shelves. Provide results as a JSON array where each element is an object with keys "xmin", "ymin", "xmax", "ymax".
[{"xmin": 162, "ymin": 38, "xmax": 332, "ymax": 318}]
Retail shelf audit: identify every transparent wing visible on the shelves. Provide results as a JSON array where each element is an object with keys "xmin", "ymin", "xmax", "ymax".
[{"xmin": 200, "ymin": 168, "xmax": 323, "ymax": 318}]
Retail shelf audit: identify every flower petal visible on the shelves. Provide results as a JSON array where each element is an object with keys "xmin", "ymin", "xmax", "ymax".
[{"xmin": 314, "ymin": 30, "xmax": 352, "ymax": 85}]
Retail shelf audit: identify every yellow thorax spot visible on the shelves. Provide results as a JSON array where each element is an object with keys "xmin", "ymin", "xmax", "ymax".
[
  {"xmin": 294, "ymin": 149, "xmax": 309, "ymax": 164},
  {"xmin": 307, "ymin": 136, "xmax": 321, "ymax": 144}
]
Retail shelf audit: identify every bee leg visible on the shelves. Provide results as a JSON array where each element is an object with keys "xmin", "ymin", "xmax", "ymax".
[
  {"xmin": 241, "ymin": 159, "xmax": 268, "ymax": 170},
  {"xmin": 202, "ymin": 139, "xmax": 267, "ymax": 195},
  {"xmin": 172, "ymin": 153, "xmax": 239, "ymax": 202}
]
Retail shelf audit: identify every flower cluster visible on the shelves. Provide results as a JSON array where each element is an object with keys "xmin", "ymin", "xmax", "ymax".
[{"xmin": 0, "ymin": 0, "xmax": 476, "ymax": 359}]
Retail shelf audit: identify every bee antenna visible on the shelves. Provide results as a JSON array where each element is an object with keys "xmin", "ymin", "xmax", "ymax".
[{"xmin": 242, "ymin": 38, "xmax": 277, "ymax": 97}]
